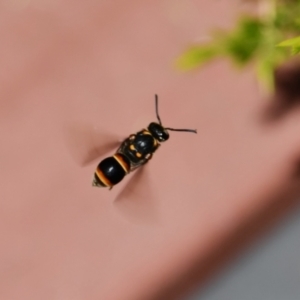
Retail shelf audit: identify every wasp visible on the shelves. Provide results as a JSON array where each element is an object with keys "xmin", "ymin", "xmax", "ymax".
[{"xmin": 92, "ymin": 95, "xmax": 197, "ymax": 189}]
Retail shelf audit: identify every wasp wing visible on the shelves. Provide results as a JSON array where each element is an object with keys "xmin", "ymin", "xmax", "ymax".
[
  {"xmin": 64, "ymin": 121, "xmax": 122, "ymax": 167},
  {"xmin": 114, "ymin": 165, "xmax": 160, "ymax": 225}
]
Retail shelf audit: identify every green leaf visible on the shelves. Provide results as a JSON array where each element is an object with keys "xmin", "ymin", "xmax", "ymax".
[
  {"xmin": 277, "ymin": 36, "xmax": 300, "ymax": 47},
  {"xmin": 277, "ymin": 36, "xmax": 300, "ymax": 55},
  {"xmin": 176, "ymin": 17, "xmax": 265, "ymax": 71},
  {"xmin": 176, "ymin": 45, "xmax": 217, "ymax": 71},
  {"xmin": 223, "ymin": 17, "xmax": 264, "ymax": 65}
]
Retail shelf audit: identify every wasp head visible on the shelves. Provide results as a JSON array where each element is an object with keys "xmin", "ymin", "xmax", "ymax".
[{"xmin": 148, "ymin": 122, "xmax": 169, "ymax": 142}]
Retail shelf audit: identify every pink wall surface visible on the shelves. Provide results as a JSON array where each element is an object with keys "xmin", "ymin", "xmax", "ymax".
[{"xmin": 1, "ymin": 1, "xmax": 300, "ymax": 300}]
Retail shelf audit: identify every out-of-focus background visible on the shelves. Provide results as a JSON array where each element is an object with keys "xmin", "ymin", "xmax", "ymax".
[
  {"xmin": 190, "ymin": 207, "xmax": 300, "ymax": 300},
  {"xmin": 1, "ymin": 0, "xmax": 300, "ymax": 299}
]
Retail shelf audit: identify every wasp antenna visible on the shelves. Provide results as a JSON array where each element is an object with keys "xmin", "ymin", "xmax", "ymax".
[
  {"xmin": 155, "ymin": 94, "xmax": 162, "ymax": 125},
  {"xmin": 165, "ymin": 127, "xmax": 197, "ymax": 134}
]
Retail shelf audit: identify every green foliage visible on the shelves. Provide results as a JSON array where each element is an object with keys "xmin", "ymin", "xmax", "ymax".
[
  {"xmin": 278, "ymin": 36, "xmax": 300, "ymax": 54},
  {"xmin": 176, "ymin": 18, "xmax": 264, "ymax": 70},
  {"xmin": 176, "ymin": 45, "xmax": 217, "ymax": 71},
  {"xmin": 274, "ymin": 0, "xmax": 300, "ymax": 32},
  {"xmin": 223, "ymin": 18, "xmax": 264, "ymax": 65},
  {"xmin": 177, "ymin": 0, "xmax": 300, "ymax": 90}
]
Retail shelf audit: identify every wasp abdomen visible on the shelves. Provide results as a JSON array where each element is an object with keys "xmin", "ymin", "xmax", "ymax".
[{"xmin": 93, "ymin": 153, "xmax": 130, "ymax": 188}]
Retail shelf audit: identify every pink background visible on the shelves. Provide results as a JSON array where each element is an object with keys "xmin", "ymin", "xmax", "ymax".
[{"xmin": 1, "ymin": 1, "xmax": 300, "ymax": 299}]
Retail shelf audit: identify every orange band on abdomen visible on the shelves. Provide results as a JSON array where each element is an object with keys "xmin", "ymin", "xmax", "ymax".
[
  {"xmin": 113, "ymin": 154, "xmax": 130, "ymax": 173},
  {"xmin": 95, "ymin": 168, "xmax": 112, "ymax": 188}
]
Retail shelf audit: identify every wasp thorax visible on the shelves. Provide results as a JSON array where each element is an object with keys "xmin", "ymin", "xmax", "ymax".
[{"xmin": 148, "ymin": 122, "xmax": 169, "ymax": 142}]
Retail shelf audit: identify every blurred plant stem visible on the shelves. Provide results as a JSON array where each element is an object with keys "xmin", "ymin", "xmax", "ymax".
[{"xmin": 176, "ymin": 0, "xmax": 300, "ymax": 92}]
